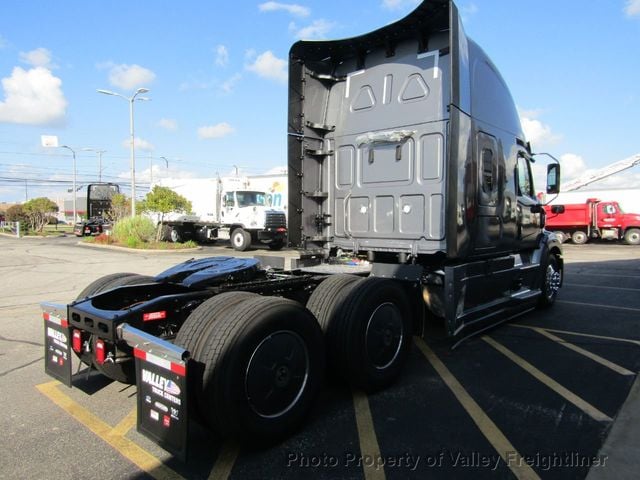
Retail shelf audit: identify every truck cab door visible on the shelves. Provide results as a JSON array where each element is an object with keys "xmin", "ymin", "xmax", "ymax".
[
  {"xmin": 222, "ymin": 192, "xmax": 236, "ymax": 221},
  {"xmin": 515, "ymin": 154, "xmax": 541, "ymax": 247},
  {"xmin": 598, "ymin": 202, "xmax": 619, "ymax": 227}
]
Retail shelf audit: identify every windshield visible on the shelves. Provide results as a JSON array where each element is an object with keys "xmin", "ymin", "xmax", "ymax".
[
  {"xmin": 235, "ymin": 191, "xmax": 267, "ymax": 207},
  {"xmin": 88, "ymin": 184, "xmax": 119, "ymax": 200}
]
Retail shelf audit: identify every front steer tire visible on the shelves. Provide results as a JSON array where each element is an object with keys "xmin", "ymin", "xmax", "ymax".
[
  {"xmin": 231, "ymin": 228, "xmax": 251, "ymax": 251},
  {"xmin": 537, "ymin": 254, "xmax": 562, "ymax": 308},
  {"xmin": 198, "ymin": 296, "xmax": 325, "ymax": 445},
  {"xmin": 624, "ymin": 228, "xmax": 640, "ymax": 245}
]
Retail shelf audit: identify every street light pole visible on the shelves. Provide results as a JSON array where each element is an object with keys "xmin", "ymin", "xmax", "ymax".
[
  {"xmin": 159, "ymin": 156, "xmax": 169, "ymax": 176},
  {"xmin": 60, "ymin": 145, "xmax": 77, "ymax": 223},
  {"xmin": 97, "ymin": 87, "xmax": 150, "ymax": 217},
  {"xmin": 82, "ymin": 148, "xmax": 107, "ymax": 182}
]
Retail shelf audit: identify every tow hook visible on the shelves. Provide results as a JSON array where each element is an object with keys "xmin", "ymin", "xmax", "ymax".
[{"xmin": 104, "ymin": 352, "xmax": 116, "ymax": 364}]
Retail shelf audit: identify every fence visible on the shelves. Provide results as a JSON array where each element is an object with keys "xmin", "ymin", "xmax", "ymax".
[{"xmin": 0, "ymin": 221, "xmax": 21, "ymax": 237}]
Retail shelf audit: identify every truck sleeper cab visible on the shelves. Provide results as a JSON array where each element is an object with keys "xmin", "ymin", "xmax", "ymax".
[{"xmin": 43, "ymin": 0, "xmax": 563, "ymax": 456}]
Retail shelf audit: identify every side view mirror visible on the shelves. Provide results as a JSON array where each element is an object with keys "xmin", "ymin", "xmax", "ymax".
[
  {"xmin": 551, "ymin": 205, "xmax": 565, "ymax": 214},
  {"xmin": 546, "ymin": 163, "xmax": 561, "ymax": 194}
]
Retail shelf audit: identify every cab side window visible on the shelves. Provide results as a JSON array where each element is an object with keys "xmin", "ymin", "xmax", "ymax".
[{"xmin": 516, "ymin": 156, "xmax": 534, "ymax": 198}]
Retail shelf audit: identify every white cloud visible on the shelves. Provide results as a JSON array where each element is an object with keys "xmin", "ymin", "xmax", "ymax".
[
  {"xmin": 246, "ymin": 51, "xmax": 287, "ymax": 84},
  {"xmin": 158, "ymin": 118, "xmax": 178, "ymax": 131},
  {"xmin": 0, "ymin": 66, "xmax": 67, "ymax": 125},
  {"xmin": 259, "ymin": 2, "xmax": 310, "ymax": 17},
  {"xmin": 559, "ymin": 153, "xmax": 588, "ymax": 183},
  {"xmin": 20, "ymin": 48, "xmax": 54, "ymax": 68},
  {"xmin": 381, "ymin": 0, "xmax": 419, "ymax": 11},
  {"xmin": 122, "ymin": 137, "xmax": 155, "ymax": 151},
  {"xmin": 519, "ymin": 111, "xmax": 562, "ymax": 148},
  {"xmin": 0, "ymin": 35, "xmax": 7, "ymax": 49},
  {"xmin": 197, "ymin": 122, "xmax": 235, "ymax": 139},
  {"xmin": 108, "ymin": 64, "xmax": 156, "ymax": 90},
  {"xmin": 624, "ymin": 0, "xmax": 640, "ymax": 17},
  {"xmin": 215, "ymin": 45, "xmax": 229, "ymax": 67},
  {"xmin": 220, "ymin": 73, "xmax": 242, "ymax": 94},
  {"xmin": 290, "ymin": 19, "xmax": 336, "ymax": 39}
]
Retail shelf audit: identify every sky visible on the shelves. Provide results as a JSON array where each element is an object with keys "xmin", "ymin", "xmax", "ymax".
[{"xmin": 0, "ymin": 0, "xmax": 639, "ymax": 204}]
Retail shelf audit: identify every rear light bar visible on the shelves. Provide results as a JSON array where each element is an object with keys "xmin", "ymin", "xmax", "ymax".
[
  {"xmin": 95, "ymin": 339, "xmax": 106, "ymax": 365},
  {"xmin": 143, "ymin": 311, "xmax": 167, "ymax": 322},
  {"xmin": 72, "ymin": 329, "xmax": 82, "ymax": 353}
]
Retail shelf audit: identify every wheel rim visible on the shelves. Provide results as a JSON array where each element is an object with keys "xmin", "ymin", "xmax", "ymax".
[
  {"xmin": 629, "ymin": 232, "xmax": 640, "ymax": 243},
  {"xmin": 545, "ymin": 263, "xmax": 562, "ymax": 300},
  {"xmin": 365, "ymin": 302, "xmax": 404, "ymax": 370},
  {"xmin": 232, "ymin": 232, "xmax": 243, "ymax": 248},
  {"xmin": 245, "ymin": 330, "xmax": 309, "ymax": 418}
]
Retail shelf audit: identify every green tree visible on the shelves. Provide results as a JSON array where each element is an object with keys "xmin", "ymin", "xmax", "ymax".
[
  {"xmin": 23, "ymin": 197, "xmax": 59, "ymax": 232},
  {"xmin": 142, "ymin": 186, "xmax": 192, "ymax": 241},
  {"xmin": 5, "ymin": 204, "xmax": 27, "ymax": 224},
  {"xmin": 108, "ymin": 193, "xmax": 131, "ymax": 222}
]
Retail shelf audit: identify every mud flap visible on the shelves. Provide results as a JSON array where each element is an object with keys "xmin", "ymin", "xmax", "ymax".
[
  {"xmin": 119, "ymin": 324, "xmax": 190, "ymax": 461},
  {"xmin": 42, "ymin": 302, "xmax": 72, "ymax": 387}
]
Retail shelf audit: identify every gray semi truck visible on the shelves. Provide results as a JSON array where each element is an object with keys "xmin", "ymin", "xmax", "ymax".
[{"xmin": 42, "ymin": 0, "xmax": 562, "ymax": 457}]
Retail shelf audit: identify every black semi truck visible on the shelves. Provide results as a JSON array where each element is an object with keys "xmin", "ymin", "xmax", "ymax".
[
  {"xmin": 73, "ymin": 183, "xmax": 120, "ymax": 236},
  {"xmin": 43, "ymin": 0, "xmax": 563, "ymax": 458}
]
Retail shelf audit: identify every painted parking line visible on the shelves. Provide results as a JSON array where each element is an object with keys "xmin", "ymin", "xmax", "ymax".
[
  {"xmin": 207, "ymin": 442, "xmax": 239, "ymax": 480},
  {"xmin": 352, "ymin": 390, "xmax": 386, "ymax": 480},
  {"xmin": 564, "ymin": 272, "xmax": 640, "ymax": 279},
  {"xmin": 482, "ymin": 337, "xmax": 612, "ymax": 423},
  {"xmin": 36, "ymin": 380, "xmax": 184, "ymax": 480},
  {"xmin": 510, "ymin": 326, "xmax": 635, "ymax": 376},
  {"xmin": 557, "ymin": 300, "xmax": 640, "ymax": 313},
  {"xmin": 414, "ymin": 338, "xmax": 540, "ymax": 480},
  {"xmin": 112, "ymin": 407, "xmax": 137, "ymax": 437},
  {"xmin": 563, "ymin": 283, "xmax": 640, "ymax": 292},
  {"xmin": 515, "ymin": 326, "xmax": 640, "ymax": 348}
]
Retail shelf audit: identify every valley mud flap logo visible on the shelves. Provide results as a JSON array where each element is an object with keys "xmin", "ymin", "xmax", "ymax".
[
  {"xmin": 135, "ymin": 355, "xmax": 188, "ymax": 461},
  {"xmin": 44, "ymin": 320, "xmax": 72, "ymax": 387}
]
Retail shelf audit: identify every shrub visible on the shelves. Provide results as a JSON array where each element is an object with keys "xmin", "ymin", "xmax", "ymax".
[{"xmin": 112, "ymin": 216, "xmax": 155, "ymax": 244}]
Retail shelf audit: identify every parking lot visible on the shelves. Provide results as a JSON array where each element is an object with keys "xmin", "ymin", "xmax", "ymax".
[{"xmin": 0, "ymin": 235, "xmax": 638, "ymax": 479}]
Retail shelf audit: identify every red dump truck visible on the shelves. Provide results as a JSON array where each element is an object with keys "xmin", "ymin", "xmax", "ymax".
[{"xmin": 544, "ymin": 199, "xmax": 640, "ymax": 245}]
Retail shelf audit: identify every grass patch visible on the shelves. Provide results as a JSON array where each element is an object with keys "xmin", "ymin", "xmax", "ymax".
[{"xmin": 83, "ymin": 233, "xmax": 198, "ymax": 250}]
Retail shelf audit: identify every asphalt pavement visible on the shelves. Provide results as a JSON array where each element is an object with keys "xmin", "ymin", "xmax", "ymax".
[{"xmin": 0, "ymin": 235, "xmax": 638, "ymax": 480}]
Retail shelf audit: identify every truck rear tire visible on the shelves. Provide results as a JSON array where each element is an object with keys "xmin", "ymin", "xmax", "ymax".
[
  {"xmin": 198, "ymin": 296, "xmax": 324, "ymax": 445},
  {"xmin": 571, "ymin": 231, "xmax": 588, "ymax": 244},
  {"xmin": 76, "ymin": 272, "xmax": 140, "ymax": 300},
  {"xmin": 175, "ymin": 291, "xmax": 258, "ymax": 360},
  {"xmin": 553, "ymin": 231, "xmax": 566, "ymax": 244},
  {"xmin": 231, "ymin": 228, "xmax": 251, "ymax": 251},
  {"xmin": 624, "ymin": 228, "xmax": 640, "ymax": 245},
  {"xmin": 537, "ymin": 254, "xmax": 562, "ymax": 308},
  {"xmin": 170, "ymin": 227, "xmax": 183, "ymax": 243},
  {"xmin": 268, "ymin": 240, "xmax": 285, "ymax": 250},
  {"xmin": 317, "ymin": 277, "xmax": 412, "ymax": 392},
  {"xmin": 306, "ymin": 274, "xmax": 364, "ymax": 333}
]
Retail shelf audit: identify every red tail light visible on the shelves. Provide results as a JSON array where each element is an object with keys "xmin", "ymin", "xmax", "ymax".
[
  {"xmin": 72, "ymin": 329, "xmax": 82, "ymax": 353},
  {"xmin": 276, "ymin": 227, "xmax": 287, "ymax": 232},
  {"xmin": 95, "ymin": 339, "xmax": 106, "ymax": 365},
  {"xmin": 143, "ymin": 311, "xmax": 167, "ymax": 322}
]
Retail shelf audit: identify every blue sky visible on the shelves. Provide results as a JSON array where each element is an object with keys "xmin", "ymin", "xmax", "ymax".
[{"xmin": 1, "ymin": 0, "xmax": 639, "ymax": 204}]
